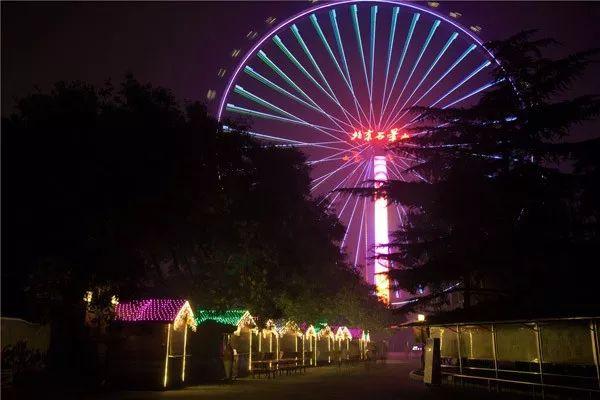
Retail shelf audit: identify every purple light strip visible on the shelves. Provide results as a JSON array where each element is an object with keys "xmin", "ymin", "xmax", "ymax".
[
  {"xmin": 312, "ymin": 146, "xmax": 369, "ymax": 191},
  {"xmin": 338, "ymin": 160, "xmax": 370, "ymax": 219},
  {"xmin": 341, "ymin": 159, "xmax": 371, "ymax": 248},
  {"xmin": 321, "ymin": 159, "xmax": 367, "ymax": 206}
]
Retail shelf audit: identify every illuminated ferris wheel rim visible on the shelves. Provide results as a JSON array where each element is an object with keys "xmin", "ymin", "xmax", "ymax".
[{"xmin": 217, "ymin": 0, "xmax": 504, "ymax": 121}]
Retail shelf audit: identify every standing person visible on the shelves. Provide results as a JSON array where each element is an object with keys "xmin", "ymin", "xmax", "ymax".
[
  {"xmin": 381, "ymin": 340, "xmax": 388, "ymax": 364},
  {"xmin": 231, "ymin": 348, "xmax": 238, "ymax": 380},
  {"xmin": 222, "ymin": 336, "xmax": 234, "ymax": 381}
]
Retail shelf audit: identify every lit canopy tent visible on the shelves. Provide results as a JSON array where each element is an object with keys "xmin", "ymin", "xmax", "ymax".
[
  {"xmin": 303, "ymin": 324, "xmax": 318, "ymax": 366},
  {"xmin": 346, "ymin": 328, "xmax": 369, "ymax": 360},
  {"xmin": 317, "ymin": 324, "xmax": 336, "ymax": 364},
  {"xmin": 258, "ymin": 319, "xmax": 279, "ymax": 357},
  {"xmin": 195, "ymin": 309, "xmax": 256, "ymax": 334},
  {"xmin": 360, "ymin": 331, "xmax": 371, "ymax": 360},
  {"xmin": 111, "ymin": 299, "xmax": 196, "ymax": 388},
  {"xmin": 333, "ymin": 326, "xmax": 354, "ymax": 361},
  {"xmin": 274, "ymin": 319, "xmax": 304, "ymax": 360},
  {"xmin": 194, "ymin": 309, "xmax": 257, "ymax": 376}
]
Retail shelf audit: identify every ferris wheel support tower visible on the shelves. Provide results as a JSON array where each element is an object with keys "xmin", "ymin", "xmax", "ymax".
[{"xmin": 373, "ymin": 156, "xmax": 390, "ymax": 303}]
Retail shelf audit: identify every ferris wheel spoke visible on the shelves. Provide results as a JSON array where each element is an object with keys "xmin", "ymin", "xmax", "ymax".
[
  {"xmin": 306, "ymin": 156, "xmax": 345, "ymax": 165},
  {"xmin": 337, "ymin": 160, "xmax": 369, "ymax": 219},
  {"xmin": 291, "ymin": 24, "xmax": 362, "ymax": 128},
  {"xmin": 386, "ymin": 157, "xmax": 406, "ymax": 180},
  {"xmin": 222, "ymin": 125, "xmax": 350, "ymax": 152},
  {"xmin": 272, "ymin": 35, "xmax": 354, "ymax": 132},
  {"xmin": 310, "ymin": 13, "xmax": 370, "ymax": 126},
  {"xmin": 312, "ymin": 160, "xmax": 361, "ymax": 192},
  {"xmin": 350, "ymin": 5, "xmax": 371, "ymax": 101},
  {"xmin": 323, "ymin": 157, "xmax": 368, "ymax": 207},
  {"xmin": 244, "ymin": 66, "xmax": 355, "ymax": 133},
  {"xmin": 429, "ymin": 60, "xmax": 491, "ymax": 108},
  {"xmin": 233, "ymin": 84, "xmax": 348, "ymax": 136},
  {"xmin": 256, "ymin": 50, "xmax": 341, "ymax": 122},
  {"xmin": 306, "ymin": 144, "xmax": 367, "ymax": 167},
  {"xmin": 383, "ymin": 19, "xmax": 441, "ymax": 128},
  {"xmin": 341, "ymin": 161, "xmax": 371, "ymax": 249},
  {"xmin": 391, "ymin": 58, "xmax": 492, "ymax": 131},
  {"xmin": 381, "ymin": 6, "xmax": 400, "ymax": 125},
  {"xmin": 388, "ymin": 44, "xmax": 477, "ymax": 127},
  {"xmin": 369, "ymin": 6, "xmax": 377, "ymax": 101},
  {"xmin": 256, "ymin": 50, "xmax": 357, "ymax": 138},
  {"xmin": 390, "ymin": 156, "xmax": 429, "ymax": 183},
  {"xmin": 226, "ymin": 103, "xmax": 347, "ymax": 143},
  {"xmin": 442, "ymin": 78, "xmax": 505, "ymax": 109},
  {"xmin": 330, "ymin": 9, "xmax": 371, "ymax": 126},
  {"xmin": 382, "ymin": 31, "xmax": 457, "ymax": 129},
  {"xmin": 330, "ymin": 10, "xmax": 352, "ymax": 89},
  {"xmin": 311, "ymin": 146, "xmax": 369, "ymax": 191},
  {"xmin": 382, "ymin": 170, "xmax": 405, "ymax": 226},
  {"xmin": 379, "ymin": 12, "xmax": 420, "ymax": 127},
  {"xmin": 312, "ymin": 157, "xmax": 358, "ymax": 189},
  {"xmin": 354, "ymin": 196, "xmax": 367, "ymax": 266}
]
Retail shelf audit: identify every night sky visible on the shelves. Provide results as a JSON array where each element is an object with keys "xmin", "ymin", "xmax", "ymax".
[{"xmin": 2, "ymin": 1, "xmax": 600, "ymax": 142}]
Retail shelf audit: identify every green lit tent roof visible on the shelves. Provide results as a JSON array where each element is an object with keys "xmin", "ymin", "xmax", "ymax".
[
  {"xmin": 195, "ymin": 309, "xmax": 255, "ymax": 328},
  {"xmin": 313, "ymin": 321, "xmax": 328, "ymax": 333}
]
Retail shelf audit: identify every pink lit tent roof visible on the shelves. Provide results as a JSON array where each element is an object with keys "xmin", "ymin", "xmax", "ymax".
[
  {"xmin": 348, "ymin": 328, "xmax": 363, "ymax": 339},
  {"xmin": 115, "ymin": 299, "xmax": 195, "ymax": 329}
]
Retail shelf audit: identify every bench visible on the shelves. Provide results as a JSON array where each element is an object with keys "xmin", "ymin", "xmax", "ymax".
[
  {"xmin": 276, "ymin": 352, "xmax": 306, "ymax": 375},
  {"xmin": 251, "ymin": 352, "xmax": 277, "ymax": 378}
]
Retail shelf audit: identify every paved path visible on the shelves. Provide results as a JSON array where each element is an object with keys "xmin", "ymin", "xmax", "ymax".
[{"xmin": 89, "ymin": 360, "xmax": 523, "ymax": 400}]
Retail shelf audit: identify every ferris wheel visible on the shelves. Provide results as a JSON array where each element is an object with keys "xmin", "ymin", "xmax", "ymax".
[{"xmin": 218, "ymin": 0, "xmax": 504, "ymax": 304}]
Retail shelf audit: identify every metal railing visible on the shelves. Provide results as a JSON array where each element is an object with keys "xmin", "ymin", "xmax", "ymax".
[{"xmin": 428, "ymin": 317, "xmax": 600, "ymax": 397}]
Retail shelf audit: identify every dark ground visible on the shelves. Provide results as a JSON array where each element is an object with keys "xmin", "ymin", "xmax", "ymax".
[{"xmin": 86, "ymin": 358, "xmax": 527, "ymax": 400}]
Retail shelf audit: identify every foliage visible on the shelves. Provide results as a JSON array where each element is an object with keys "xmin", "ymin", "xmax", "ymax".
[
  {"xmin": 347, "ymin": 31, "xmax": 600, "ymax": 309},
  {"xmin": 1, "ymin": 75, "xmax": 386, "ymax": 329}
]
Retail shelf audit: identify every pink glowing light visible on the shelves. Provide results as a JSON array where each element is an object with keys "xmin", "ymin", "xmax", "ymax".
[
  {"xmin": 373, "ymin": 156, "xmax": 390, "ymax": 303},
  {"xmin": 347, "ymin": 327, "xmax": 364, "ymax": 339},
  {"xmin": 115, "ymin": 299, "xmax": 193, "ymax": 324}
]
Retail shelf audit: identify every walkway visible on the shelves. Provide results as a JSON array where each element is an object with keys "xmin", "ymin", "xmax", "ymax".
[{"xmin": 90, "ymin": 359, "xmax": 524, "ymax": 400}]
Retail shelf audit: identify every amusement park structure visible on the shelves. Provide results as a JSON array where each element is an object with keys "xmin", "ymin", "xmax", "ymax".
[{"xmin": 217, "ymin": 0, "xmax": 504, "ymax": 304}]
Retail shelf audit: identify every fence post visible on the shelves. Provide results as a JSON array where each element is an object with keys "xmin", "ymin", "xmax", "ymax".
[
  {"xmin": 302, "ymin": 335, "xmax": 305, "ymax": 366},
  {"xmin": 591, "ymin": 320, "xmax": 600, "ymax": 390},
  {"xmin": 491, "ymin": 323, "xmax": 499, "ymax": 380},
  {"xmin": 534, "ymin": 322, "xmax": 545, "ymax": 398},
  {"xmin": 248, "ymin": 329, "xmax": 253, "ymax": 371},
  {"xmin": 456, "ymin": 324, "xmax": 463, "ymax": 375}
]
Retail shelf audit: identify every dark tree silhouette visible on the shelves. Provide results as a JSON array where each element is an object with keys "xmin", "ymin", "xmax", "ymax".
[
  {"xmin": 1, "ymin": 75, "xmax": 389, "ymax": 375},
  {"xmin": 346, "ymin": 31, "xmax": 600, "ymax": 311}
]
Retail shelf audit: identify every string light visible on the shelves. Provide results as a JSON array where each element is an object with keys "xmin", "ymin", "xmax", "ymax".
[
  {"xmin": 334, "ymin": 326, "xmax": 352, "ymax": 340},
  {"xmin": 115, "ymin": 299, "xmax": 196, "ymax": 331},
  {"xmin": 83, "ymin": 291, "xmax": 93, "ymax": 304},
  {"xmin": 195, "ymin": 309, "xmax": 256, "ymax": 331},
  {"xmin": 274, "ymin": 319, "xmax": 303, "ymax": 337}
]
